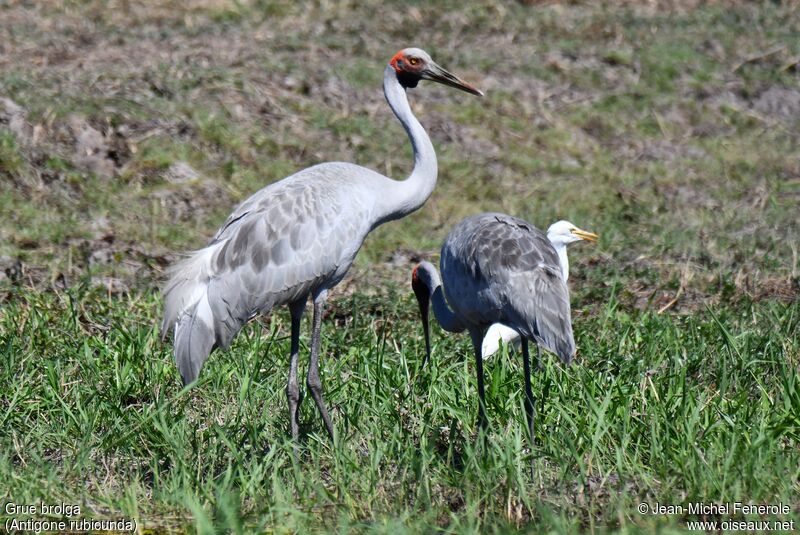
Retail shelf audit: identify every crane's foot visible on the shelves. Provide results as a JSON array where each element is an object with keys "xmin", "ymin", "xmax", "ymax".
[{"xmin": 308, "ymin": 379, "xmax": 336, "ymax": 442}]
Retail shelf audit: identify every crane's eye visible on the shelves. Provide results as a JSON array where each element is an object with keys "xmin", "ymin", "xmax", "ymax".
[{"xmin": 408, "ymin": 57, "xmax": 419, "ymax": 66}]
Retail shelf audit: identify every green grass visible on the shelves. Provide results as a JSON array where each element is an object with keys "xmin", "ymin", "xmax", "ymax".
[
  {"xmin": 0, "ymin": 285, "xmax": 797, "ymax": 532},
  {"xmin": 1, "ymin": 0, "xmax": 799, "ymax": 532}
]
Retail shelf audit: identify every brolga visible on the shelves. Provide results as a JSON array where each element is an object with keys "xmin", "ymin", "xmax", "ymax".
[
  {"xmin": 482, "ymin": 220, "xmax": 597, "ymax": 358},
  {"xmin": 162, "ymin": 48, "xmax": 482, "ymax": 442},
  {"xmin": 411, "ymin": 213, "xmax": 582, "ymax": 452}
]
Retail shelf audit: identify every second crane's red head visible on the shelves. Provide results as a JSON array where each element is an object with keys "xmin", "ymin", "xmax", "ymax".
[
  {"xmin": 411, "ymin": 263, "xmax": 423, "ymax": 289},
  {"xmin": 411, "ymin": 263, "xmax": 430, "ymax": 309},
  {"xmin": 389, "ymin": 47, "xmax": 483, "ymax": 96}
]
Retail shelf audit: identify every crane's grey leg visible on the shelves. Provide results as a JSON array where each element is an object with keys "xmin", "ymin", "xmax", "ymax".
[
  {"xmin": 469, "ymin": 329, "xmax": 488, "ymax": 430},
  {"xmin": 286, "ymin": 299, "xmax": 306, "ymax": 442},
  {"xmin": 521, "ymin": 338, "xmax": 536, "ymax": 476},
  {"xmin": 307, "ymin": 291, "xmax": 335, "ymax": 441}
]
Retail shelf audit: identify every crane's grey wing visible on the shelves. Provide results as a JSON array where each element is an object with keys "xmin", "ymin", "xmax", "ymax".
[
  {"xmin": 504, "ymin": 265, "xmax": 575, "ymax": 364},
  {"xmin": 204, "ymin": 176, "xmax": 368, "ymax": 348},
  {"xmin": 162, "ymin": 165, "xmax": 373, "ymax": 382},
  {"xmin": 481, "ymin": 215, "xmax": 575, "ymax": 363},
  {"xmin": 441, "ymin": 213, "xmax": 575, "ymax": 363}
]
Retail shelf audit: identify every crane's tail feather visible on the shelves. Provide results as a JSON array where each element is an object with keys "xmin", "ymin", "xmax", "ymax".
[
  {"xmin": 161, "ymin": 242, "xmax": 225, "ymax": 340},
  {"xmin": 506, "ymin": 267, "xmax": 576, "ymax": 365},
  {"xmin": 534, "ymin": 325, "xmax": 575, "ymax": 365},
  {"xmin": 161, "ymin": 242, "xmax": 228, "ymax": 383},
  {"xmin": 173, "ymin": 296, "xmax": 216, "ymax": 385}
]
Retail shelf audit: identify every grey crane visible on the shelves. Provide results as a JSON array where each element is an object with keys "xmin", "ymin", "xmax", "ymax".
[
  {"xmin": 161, "ymin": 48, "xmax": 482, "ymax": 442},
  {"xmin": 411, "ymin": 213, "xmax": 578, "ymax": 448},
  {"xmin": 482, "ymin": 220, "xmax": 597, "ymax": 358}
]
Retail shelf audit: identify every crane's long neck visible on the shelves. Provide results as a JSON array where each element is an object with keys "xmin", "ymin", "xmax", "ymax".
[
  {"xmin": 430, "ymin": 284, "xmax": 464, "ymax": 333},
  {"xmin": 374, "ymin": 65, "xmax": 437, "ymax": 224}
]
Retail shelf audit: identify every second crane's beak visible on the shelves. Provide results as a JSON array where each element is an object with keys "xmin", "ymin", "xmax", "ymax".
[
  {"xmin": 411, "ymin": 266, "xmax": 432, "ymax": 368},
  {"xmin": 421, "ymin": 62, "xmax": 484, "ymax": 97},
  {"xmin": 571, "ymin": 228, "xmax": 599, "ymax": 243}
]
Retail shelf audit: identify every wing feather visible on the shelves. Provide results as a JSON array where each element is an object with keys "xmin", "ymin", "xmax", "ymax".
[
  {"xmin": 505, "ymin": 266, "xmax": 575, "ymax": 363},
  {"xmin": 441, "ymin": 213, "xmax": 576, "ymax": 363},
  {"xmin": 163, "ymin": 163, "xmax": 375, "ymax": 353}
]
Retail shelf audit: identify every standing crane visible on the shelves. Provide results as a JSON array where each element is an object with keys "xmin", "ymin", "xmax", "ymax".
[
  {"xmin": 410, "ymin": 213, "xmax": 580, "ymax": 453},
  {"xmin": 162, "ymin": 48, "xmax": 482, "ymax": 442},
  {"xmin": 482, "ymin": 220, "xmax": 597, "ymax": 358}
]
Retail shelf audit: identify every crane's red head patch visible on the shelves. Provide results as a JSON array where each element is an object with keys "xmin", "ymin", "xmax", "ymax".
[
  {"xmin": 390, "ymin": 50, "xmax": 424, "ymax": 75},
  {"xmin": 411, "ymin": 263, "xmax": 430, "ymax": 306},
  {"xmin": 411, "ymin": 264, "xmax": 427, "ymax": 293},
  {"xmin": 389, "ymin": 50, "xmax": 405, "ymax": 72}
]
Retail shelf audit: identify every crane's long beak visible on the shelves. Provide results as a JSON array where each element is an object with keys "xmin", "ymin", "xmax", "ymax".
[
  {"xmin": 571, "ymin": 228, "xmax": 599, "ymax": 243},
  {"xmin": 422, "ymin": 62, "xmax": 484, "ymax": 96},
  {"xmin": 412, "ymin": 274, "xmax": 432, "ymax": 367}
]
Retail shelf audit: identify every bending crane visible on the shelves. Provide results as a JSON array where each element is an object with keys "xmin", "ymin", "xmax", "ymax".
[{"xmin": 411, "ymin": 213, "xmax": 578, "ymax": 451}]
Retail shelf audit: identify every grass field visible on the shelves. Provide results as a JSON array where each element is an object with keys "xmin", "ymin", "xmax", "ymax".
[{"xmin": 1, "ymin": 1, "xmax": 799, "ymax": 533}]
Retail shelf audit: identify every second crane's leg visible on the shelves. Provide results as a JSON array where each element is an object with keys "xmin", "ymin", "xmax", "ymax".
[
  {"xmin": 521, "ymin": 339, "xmax": 536, "ymax": 476},
  {"xmin": 286, "ymin": 299, "xmax": 306, "ymax": 443},
  {"xmin": 470, "ymin": 329, "xmax": 488, "ymax": 431},
  {"xmin": 308, "ymin": 291, "xmax": 335, "ymax": 441}
]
